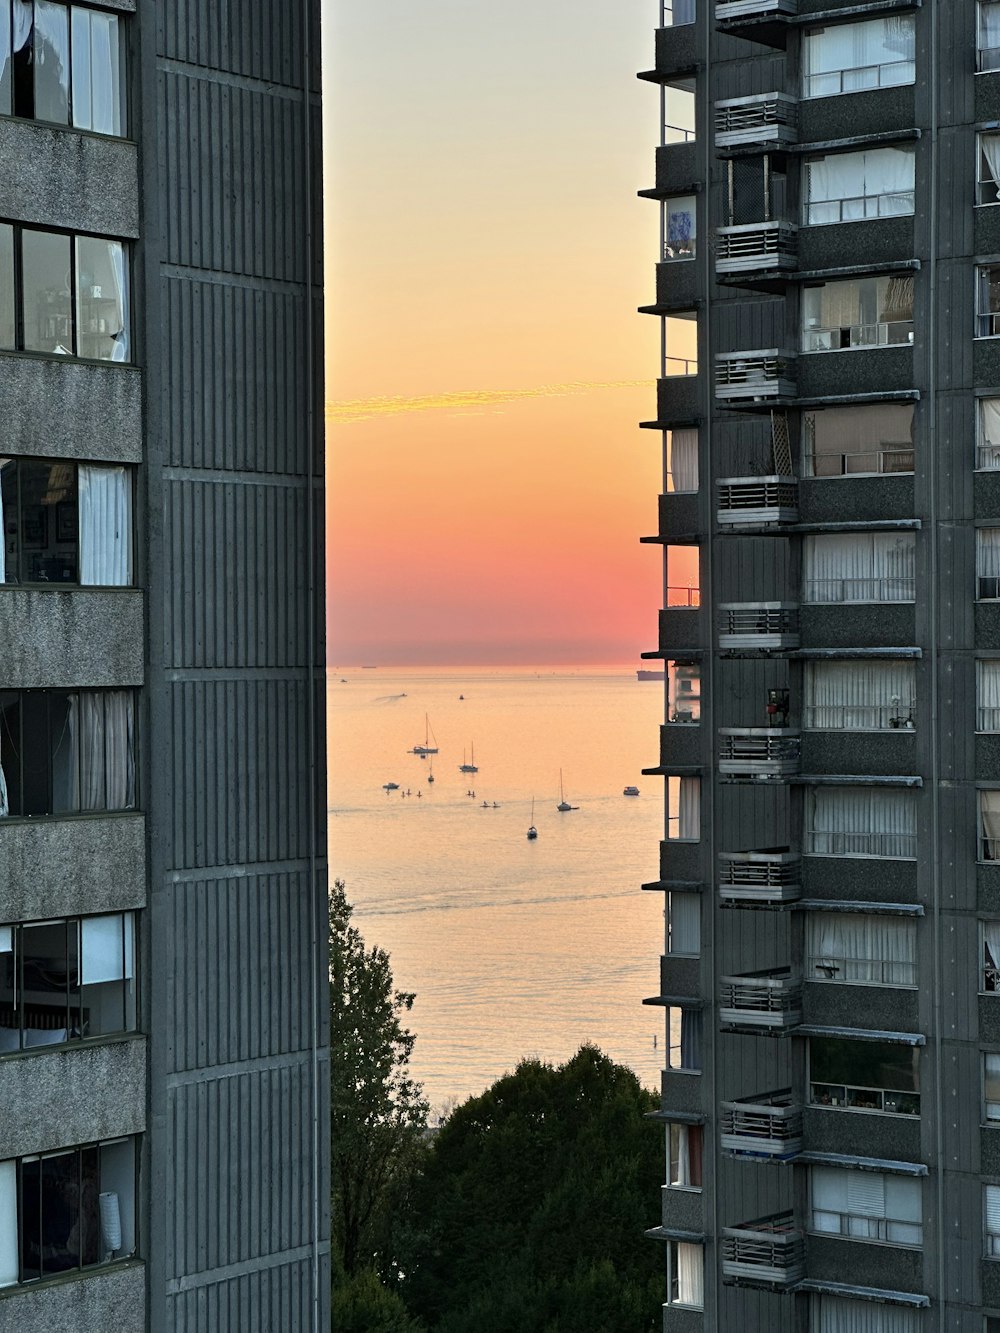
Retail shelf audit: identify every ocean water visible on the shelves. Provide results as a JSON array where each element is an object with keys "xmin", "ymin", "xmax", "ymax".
[{"xmin": 327, "ymin": 667, "xmax": 666, "ymax": 1113}]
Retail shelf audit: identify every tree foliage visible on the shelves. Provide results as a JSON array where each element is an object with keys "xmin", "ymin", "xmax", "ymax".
[
  {"xmin": 329, "ymin": 878, "xmax": 429, "ymax": 1279},
  {"xmin": 399, "ymin": 1045, "xmax": 663, "ymax": 1333}
]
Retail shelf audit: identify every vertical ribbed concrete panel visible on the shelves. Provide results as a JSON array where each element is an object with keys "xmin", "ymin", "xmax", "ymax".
[{"xmin": 138, "ymin": 1, "xmax": 327, "ymax": 1328}]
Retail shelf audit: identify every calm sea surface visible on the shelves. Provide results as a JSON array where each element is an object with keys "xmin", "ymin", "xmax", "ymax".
[{"xmin": 327, "ymin": 667, "xmax": 665, "ymax": 1112}]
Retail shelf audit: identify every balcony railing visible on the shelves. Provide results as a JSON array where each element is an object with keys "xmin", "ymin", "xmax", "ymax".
[
  {"xmin": 720, "ymin": 1089, "xmax": 802, "ymax": 1158},
  {"xmin": 718, "ymin": 602, "xmax": 799, "ymax": 650},
  {"xmin": 717, "ymin": 475, "xmax": 798, "ymax": 527},
  {"xmin": 721, "ymin": 1212, "xmax": 805, "ymax": 1288},
  {"xmin": 717, "ymin": 849, "xmax": 801, "ymax": 906},
  {"xmin": 716, "ymin": 0, "xmax": 797, "ymax": 24},
  {"xmin": 715, "ymin": 349, "xmax": 796, "ymax": 402},
  {"xmin": 716, "ymin": 221, "xmax": 797, "ymax": 274},
  {"xmin": 719, "ymin": 967, "xmax": 802, "ymax": 1030},
  {"xmin": 718, "ymin": 727, "xmax": 800, "ymax": 778},
  {"xmin": 714, "ymin": 92, "xmax": 797, "ymax": 149}
]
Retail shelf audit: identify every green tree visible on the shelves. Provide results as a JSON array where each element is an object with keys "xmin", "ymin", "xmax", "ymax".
[
  {"xmin": 400, "ymin": 1045, "xmax": 663, "ymax": 1333},
  {"xmin": 329, "ymin": 878, "xmax": 429, "ymax": 1282}
]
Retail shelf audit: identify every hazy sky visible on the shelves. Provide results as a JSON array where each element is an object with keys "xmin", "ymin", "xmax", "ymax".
[{"xmin": 323, "ymin": 3, "xmax": 661, "ymax": 666}]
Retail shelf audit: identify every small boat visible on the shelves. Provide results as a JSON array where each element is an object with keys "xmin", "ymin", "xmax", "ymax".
[
  {"xmin": 458, "ymin": 742, "xmax": 478, "ymax": 773},
  {"xmin": 557, "ymin": 769, "xmax": 578, "ymax": 812},
  {"xmin": 383, "ymin": 782, "xmax": 400, "ymax": 791},
  {"xmin": 427, "ymin": 761, "xmax": 435, "ymax": 784},
  {"xmin": 623, "ymin": 785, "xmax": 640, "ymax": 797},
  {"xmin": 527, "ymin": 797, "xmax": 538, "ymax": 840},
  {"xmin": 411, "ymin": 714, "xmax": 438, "ymax": 756}
]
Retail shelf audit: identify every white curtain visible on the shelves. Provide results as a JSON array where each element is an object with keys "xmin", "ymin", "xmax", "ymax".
[
  {"xmin": 982, "ymin": 791, "xmax": 1000, "ymax": 860},
  {"xmin": 805, "ymin": 661, "xmax": 915, "ymax": 730},
  {"xmin": 669, "ymin": 428, "xmax": 698, "ymax": 492},
  {"xmin": 984, "ymin": 135, "xmax": 1000, "ymax": 204},
  {"xmin": 71, "ymin": 9, "xmax": 122, "ymax": 136},
  {"xmin": 808, "ymin": 787, "xmax": 916, "ymax": 859},
  {"xmin": 0, "ymin": 1159, "xmax": 16, "ymax": 1288},
  {"xmin": 673, "ymin": 0, "xmax": 696, "ymax": 23},
  {"xmin": 807, "ymin": 912, "xmax": 915, "ymax": 984},
  {"xmin": 812, "ymin": 1295, "xmax": 917, "ymax": 1333},
  {"xmin": 805, "ymin": 148, "xmax": 913, "ymax": 224},
  {"xmin": 803, "ymin": 533, "xmax": 915, "ymax": 603},
  {"xmin": 980, "ymin": 399, "xmax": 1000, "ymax": 468},
  {"xmin": 676, "ymin": 1242, "xmax": 703, "ymax": 1307},
  {"xmin": 79, "ymin": 465, "xmax": 131, "ymax": 585},
  {"xmin": 979, "ymin": 661, "xmax": 1000, "ymax": 731},
  {"xmin": 81, "ymin": 914, "xmax": 133, "ymax": 984},
  {"xmin": 670, "ymin": 1123, "xmax": 692, "ymax": 1185},
  {"xmin": 978, "ymin": 529, "xmax": 1000, "ymax": 597},
  {"xmin": 668, "ymin": 893, "xmax": 700, "ymax": 954},
  {"xmin": 985, "ymin": 922, "xmax": 1000, "ymax": 990},
  {"xmin": 982, "ymin": 2, "xmax": 1000, "ymax": 59},
  {"xmin": 0, "ymin": 725, "xmax": 7, "ymax": 819},
  {"xmin": 109, "ymin": 242, "xmax": 128, "ymax": 362},
  {"xmin": 804, "ymin": 18, "xmax": 915, "ymax": 96},
  {"xmin": 0, "ymin": 460, "xmax": 5, "ymax": 585},
  {"xmin": 677, "ymin": 775, "xmax": 700, "ymax": 839},
  {"xmin": 72, "ymin": 691, "xmax": 136, "ymax": 812}
]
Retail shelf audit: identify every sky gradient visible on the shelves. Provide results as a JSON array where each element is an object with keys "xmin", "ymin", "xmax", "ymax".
[{"xmin": 323, "ymin": 3, "xmax": 661, "ymax": 666}]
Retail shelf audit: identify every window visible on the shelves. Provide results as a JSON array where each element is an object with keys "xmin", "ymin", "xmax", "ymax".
[
  {"xmin": 667, "ymin": 659, "xmax": 700, "ymax": 723},
  {"xmin": 983, "ymin": 793, "xmax": 1000, "ymax": 862},
  {"xmin": 806, "ymin": 914, "xmax": 916, "ymax": 986},
  {"xmin": 666, "ymin": 1240, "xmax": 703, "ymax": 1307},
  {"xmin": 664, "ymin": 543, "xmax": 700, "ymax": 608},
  {"xmin": 0, "ymin": 1137, "xmax": 136, "ymax": 1286},
  {"xmin": 803, "ymin": 532, "xmax": 915, "ymax": 604},
  {"xmin": 980, "ymin": 400, "xmax": 1000, "ymax": 471},
  {"xmin": 804, "ymin": 404, "xmax": 914, "ymax": 478},
  {"xmin": 0, "ymin": 222, "xmax": 130, "ymax": 361},
  {"xmin": 0, "ymin": 458, "xmax": 132, "ymax": 585},
  {"xmin": 802, "ymin": 275, "xmax": 914, "ymax": 352},
  {"xmin": 0, "ymin": 688, "xmax": 136, "ymax": 817},
  {"xmin": 979, "ymin": 662, "xmax": 1000, "ymax": 732},
  {"xmin": 984, "ymin": 922, "xmax": 1000, "ymax": 991},
  {"xmin": 810, "ymin": 1294, "xmax": 918, "ymax": 1332},
  {"xmin": 663, "ymin": 79, "xmax": 695, "ymax": 145},
  {"xmin": 666, "ymin": 892, "xmax": 700, "ymax": 955},
  {"xmin": 664, "ymin": 311, "xmax": 697, "ymax": 376},
  {"xmin": 805, "ymin": 787, "xmax": 916, "ymax": 859},
  {"xmin": 667, "ymin": 775, "xmax": 700, "ymax": 841},
  {"xmin": 981, "ymin": 2, "xmax": 1000, "ymax": 72},
  {"xmin": 979, "ymin": 134, "xmax": 1000, "ymax": 206},
  {"xmin": 668, "ymin": 1123, "xmax": 703, "ymax": 1188},
  {"xmin": 979, "ymin": 530, "xmax": 1000, "ymax": 600},
  {"xmin": 985, "ymin": 1053, "xmax": 1000, "ymax": 1121},
  {"xmin": 804, "ymin": 147, "xmax": 914, "ymax": 226},
  {"xmin": 0, "ymin": 1, "xmax": 126, "ymax": 135},
  {"xmin": 987, "ymin": 1185, "xmax": 1000, "ymax": 1257},
  {"xmin": 802, "ymin": 17, "xmax": 916, "ymax": 99},
  {"xmin": 811, "ymin": 1166, "xmax": 922, "ymax": 1246},
  {"xmin": 988, "ymin": 1319, "xmax": 1000, "ymax": 1333},
  {"xmin": 979, "ymin": 266, "xmax": 1000, "ymax": 338},
  {"xmin": 665, "ymin": 428, "xmax": 698, "ymax": 493},
  {"xmin": 666, "ymin": 1006, "xmax": 702, "ymax": 1072},
  {"xmin": 0, "ymin": 912, "xmax": 135, "ymax": 1052},
  {"xmin": 804, "ymin": 661, "xmax": 915, "ymax": 731},
  {"xmin": 663, "ymin": 195, "xmax": 696, "ymax": 261},
  {"xmin": 809, "ymin": 1036, "xmax": 920, "ymax": 1116},
  {"xmin": 663, "ymin": 0, "xmax": 695, "ymax": 27}
]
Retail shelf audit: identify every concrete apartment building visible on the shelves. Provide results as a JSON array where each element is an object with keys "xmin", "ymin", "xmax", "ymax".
[
  {"xmin": 0, "ymin": 2, "xmax": 328, "ymax": 1329},
  {"xmin": 643, "ymin": 1, "xmax": 1000, "ymax": 1330}
]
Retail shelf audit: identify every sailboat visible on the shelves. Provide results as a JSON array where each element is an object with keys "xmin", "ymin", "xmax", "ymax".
[
  {"xmin": 458, "ymin": 742, "xmax": 478, "ymax": 773},
  {"xmin": 557, "ymin": 769, "xmax": 578, "ymax": 812},
  {"xmin": 427, "ymin": 760, "xmax": 435, "ymax": 784},
  {"xmin": 527, "ymin": 797, "xmax": 538, "ymax": 840},
  {"xmin": 411, "ymin": 714, "xmax": 438, "ymax": 756}
]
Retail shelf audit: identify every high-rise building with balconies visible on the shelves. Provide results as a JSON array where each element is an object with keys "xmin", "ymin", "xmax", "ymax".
[
  {"xmin": 641, "ymin": 2, "xmax": 1000, "ymax": 1330},
  {"xmin": 0, "ymin": 3, "xmax": 328, "ymax": 1329}
]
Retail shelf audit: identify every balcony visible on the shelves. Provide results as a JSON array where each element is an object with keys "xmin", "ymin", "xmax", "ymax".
[
  {"xmin": 718, "ymin": 727, "xmax": 800, "ymax": 779},
  {"xmin": 718, "ymin": 602, "xmax": 799, "ymax": 651},
  {"xmin": 717, "ymin": 849, "xmax": 801, "ymax": 906},
  {"xmin": 714, "ymin": 93, "xmax": 798, "ymax": 150},
  {"xmin": 719, "ymin": 967, "xmax": 802, "ymax": 1030},
  {"xmin": 721, "ymin": 1212, "xmax": 805, "ymax": 1289},
  {"xmin": 717, "ymin": 475, "xmax": 798, "ymax": 527},
  {"xmin": 716, "ymin": 0, "xmax": 797, "ymax": 19},
  {"xmin": 716, "ymin": 221, "xmax": 797, "ymax": 276},
  {"xmin": 720, "ymin": 1089, "xmax": 802, "ymax": 1159},
  {"xmin": 715, "ymin": 349, "xmax": 796, "ymax": 403}
]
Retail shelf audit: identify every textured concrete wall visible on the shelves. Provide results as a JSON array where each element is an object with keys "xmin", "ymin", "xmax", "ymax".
[
  {"xmin": 0, "ymin": 355, "xmax": 142, "ymax": 462},
  {"xmin": 0, "ymin": 591, "xmax": 143, "ymax": 688},
  {"xmin": 0, "ymin": 1263, "xmax": 145, "ymax": 1333},
  {"xmin": 0, "ymin": 120, "xmax": 139, "ymax": 237},
  {"xmin": 0, "ymin": 816, "xmax": 145, "ymax": 920},
  {"xmin": 0, "ymin": 1037, "xmax": 146, "ymax": 1159}
]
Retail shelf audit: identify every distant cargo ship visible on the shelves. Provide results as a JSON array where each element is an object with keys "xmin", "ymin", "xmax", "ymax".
[{"xmin": 636, "ymin": 669, "xmax": 665, "ymax": 681}]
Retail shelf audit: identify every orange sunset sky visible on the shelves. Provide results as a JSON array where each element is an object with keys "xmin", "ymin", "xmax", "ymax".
[{"xmin": 323, "ymin": 3, "xmax": 665, "ymax": 666}]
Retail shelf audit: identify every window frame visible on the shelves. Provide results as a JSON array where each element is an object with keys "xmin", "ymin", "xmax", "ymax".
[
  {"xmin": 666, "ymin": 891, "xmax": 700, "ymax": 957},
  {"xmin": 802, "ymin": 145, "xmax": 915, "ymax": 227},
  {"xmin": 801, "ymin": 274, "xmax": 915, "ymax": 354},
  {"xmin": 665, "ymin": 1005, "xmax": 702, "ymax": 1074},
  {"xmin": 805, "ymin": 912, "xmax": 917, "ymax": 988},
  {"xmin": 665, "ymin": 1239, "xmax": 704, "ymax": 1309},
  {"xmin": 980, "ymin": 1, "xmax": 1000, "ymax": 74},
  {"xmin": 802, "ymin": 403, "xmax": 915, "ymax": 479},
  {"xmin": 667, "ymin": 1122, "xmax": 703, "ymax": 1191},
  {"xmin": 809, "ymin": 1165, "xmax": 923, "ymax": 1248},
  {"xmin": 986, "ymin": 1183, "xmax": 1000, "ymax": 1259},
  {"xmin": 978, "ymin": 265, "xmax": 1000, "ymax": 339},
  {"xmin": 807, "ymin": 1036, "xmax": 920, "ymax": 1118},
  {"xmin": 801, "ymin": 17, "xmax": 916, "ymax": 101},
  {"xmin": 984, "ymin": 1051, "xmax": 1000, "ymax": 1124}
]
